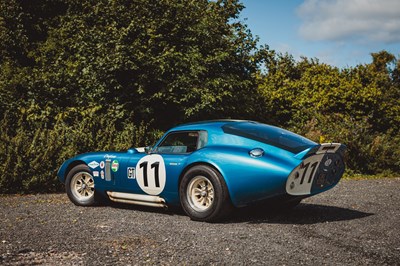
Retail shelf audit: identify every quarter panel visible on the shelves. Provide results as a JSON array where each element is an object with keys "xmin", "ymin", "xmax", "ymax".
[{"xmin": 187, "ymin": 146, "xmax": 302, "ymax": 207}]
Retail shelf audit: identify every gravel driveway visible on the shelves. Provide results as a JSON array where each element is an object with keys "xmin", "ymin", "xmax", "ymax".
[{"xmin": 1, "ymin": 178, "xmax": 399, "ymax": 265}]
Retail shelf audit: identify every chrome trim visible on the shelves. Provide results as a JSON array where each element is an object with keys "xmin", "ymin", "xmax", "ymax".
[
  {"xmin": 249, "ymin": 148, "xmax": 264, "ymax": 158},
  {"xmin": 107, "ymin": 191, "xmax": 167, "ymax": 208}
]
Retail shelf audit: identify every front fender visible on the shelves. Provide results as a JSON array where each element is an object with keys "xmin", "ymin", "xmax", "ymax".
[
  {"xmin": 57, "ymin": 151, "xmax": 128, "ymax": 183},
  {"xmin": 57, "ymin": 157, "xmax": 82, "ymax": 183}
]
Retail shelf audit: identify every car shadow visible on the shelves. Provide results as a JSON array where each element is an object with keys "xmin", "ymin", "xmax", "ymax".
[
  {"xmin": 106, "ymin": 201, "xmax": 186, "ymax": 216},
  {"xmin": 228, "ymin": 203, "xmax": 374, "ymax": 224},
  {"xmin": 103, "ymin": 201, "xmax": 373, "ymax": 225}
]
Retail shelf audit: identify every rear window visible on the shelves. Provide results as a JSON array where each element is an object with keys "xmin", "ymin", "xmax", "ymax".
[{"xmin": 222, "ymin": 122, "xmax": 316, "ymax": 154}]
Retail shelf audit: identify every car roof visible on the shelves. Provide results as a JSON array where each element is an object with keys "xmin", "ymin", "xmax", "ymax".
[
  {"xmin": 169, "ymin": 119, "xmax": 255, "ymax": 131},
  {"xmin": 166, "ymin": 120, "xmax": 317, "ymax": 154}
]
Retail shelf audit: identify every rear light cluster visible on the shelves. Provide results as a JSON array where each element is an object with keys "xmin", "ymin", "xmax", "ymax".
[{"xmin": 314, "ymin": 155, "xmax": 343, "ymax": 189}]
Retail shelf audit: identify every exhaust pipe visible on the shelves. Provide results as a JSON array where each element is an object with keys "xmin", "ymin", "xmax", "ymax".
[{"xmin": 107, "ymin": 191, "xmax": 167, "ymax": 209}]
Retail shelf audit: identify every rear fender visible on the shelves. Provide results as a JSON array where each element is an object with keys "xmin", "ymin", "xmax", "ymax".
[{"xmin": 184, "ymin": 146, "xmax": 301, "ymax": 207}]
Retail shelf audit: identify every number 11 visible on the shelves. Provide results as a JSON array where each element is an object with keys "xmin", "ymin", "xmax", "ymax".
[{"xmin": 139, "ymin": 161, "xmax": 160, "ymax": 188}]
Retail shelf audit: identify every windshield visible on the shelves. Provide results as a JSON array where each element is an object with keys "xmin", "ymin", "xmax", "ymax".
[{"xmin": 222, "ymin": 122, "xmax": 316, "ymax": 154}]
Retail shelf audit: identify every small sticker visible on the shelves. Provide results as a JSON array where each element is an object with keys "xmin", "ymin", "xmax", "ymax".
[
  {"xmin": 100, "ymin": 161, "xmax": 105, "ymax": 169},
  {"xmin": 127, "ymin": 167, "xmax": 135, "ymax": 179},
  {"xmin": 324, "ymin": 158, "xmax": 332, "ymax": 167},
  {"xmin": 111, "ymin": 160, "xmax": 119, "ymax": 172},
  {"xmin": 104, "ymin": 154, "xmax": 117, "ymax": 159},
  {"xmin": 100, "ymin": 170, "xmax": 104, "ymax": 179},
  {"xmin": 88, "ymin": 161, "xmax": 100, "ymax": 169},
  {"xmin": 93, "ymin": 171, "xmax": 99, "ymax": 177}
]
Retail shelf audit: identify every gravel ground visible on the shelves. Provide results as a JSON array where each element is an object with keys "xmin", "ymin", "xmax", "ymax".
[{"xmin": 1, "ymin": 178, "xmax": 399, "ymax": 265}]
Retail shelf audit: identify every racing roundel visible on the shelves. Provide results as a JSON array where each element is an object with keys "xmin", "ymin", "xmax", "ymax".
[
  {"xmin": 135, "ymin": 154, "xmax": 166, "ymax": 195},
  {"xmin": 111, "ymin": 160, "xmax": 119, "ymax": 172}
]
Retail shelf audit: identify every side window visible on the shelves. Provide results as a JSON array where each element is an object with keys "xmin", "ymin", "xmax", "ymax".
[{"xmin": 155, "ymin": 131, "xmax": 206, "ymax": 154}]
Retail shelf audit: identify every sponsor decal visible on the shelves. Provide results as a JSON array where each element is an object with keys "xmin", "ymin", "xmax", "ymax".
[
  {"xmin": 100, "ymin": 161, "xmax": 105, "ymax": 169},
  {"xmin": 93, "ymin": 171, "xmax": 99, "ymax": 177},
  {"xmin": 100, "ymin": 170, "xmax": 104, "ymax": 179},
  {"xmin": 127, "ymin": 167, "xmax": 135, "ymax": 179},
  {"xmin": 88, "ymin": 161, "xmax": 100, "ymax": 169},
  {"xmin": 111, "ymin": 160, "xmax": 119, "ymax": 172},
  {"xmin": 104, "ymin": 154, "xmax": 117, "ymax": 159}
]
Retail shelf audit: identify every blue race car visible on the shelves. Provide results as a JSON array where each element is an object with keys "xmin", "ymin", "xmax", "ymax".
[{"xmin": 58, "ymin": 120, "xmax": 346, "ymax": 222}]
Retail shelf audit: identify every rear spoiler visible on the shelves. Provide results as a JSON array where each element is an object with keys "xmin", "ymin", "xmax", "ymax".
[
  {"xmin": 316, "ymin": 143, "xmax": 343, "ymax": 154},
  {"xmin": 295, "ymin": 143, "xmax": 346, "ymax": 159}
]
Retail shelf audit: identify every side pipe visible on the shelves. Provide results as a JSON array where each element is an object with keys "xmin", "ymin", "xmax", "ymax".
[{"xmin": 107, "ymin": 191, "xmax": 167, "ymax": 209}]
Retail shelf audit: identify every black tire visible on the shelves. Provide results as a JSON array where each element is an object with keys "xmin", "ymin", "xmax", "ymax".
[
  {"xmin": 65, "ymin": 164, "xmax": 96, "ymax": 206},
  {"xmin": 179, "ymin": 165, "xmax": 233, "ymax": 222}
]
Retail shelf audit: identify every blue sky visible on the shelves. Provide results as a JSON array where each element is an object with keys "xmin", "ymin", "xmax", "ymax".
[{"xmin": 240, "ymin": 0, "xmax": 400, "ymax": 68}]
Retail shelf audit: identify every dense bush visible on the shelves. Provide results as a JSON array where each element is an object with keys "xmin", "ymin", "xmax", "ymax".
[
  {"xmin": 0, "ymin": 106, "xmax": 156, "ymax": 193},
  {"xmin": 0, "ymin": 0, "xmax": 399, "ymax": 193},
  {"xmin": 1, "ymin": 0, "xmax": 264, "ymax": 193},
  {"xmin": 257, "ymin": 51, "xmax": 400, "ymax": 175}
]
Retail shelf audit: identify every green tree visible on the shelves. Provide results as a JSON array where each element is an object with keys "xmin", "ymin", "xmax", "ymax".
[
  {"xmin": 1, "ymin": 0, "xmax": 264, "ymax": 130},
  {"xmin": 0, "ymin": 0, "xmax": 265, "ymax": 193},
  {"xmin": 257, "ymin": 50, "xmax": 400, "ymax": 175}
]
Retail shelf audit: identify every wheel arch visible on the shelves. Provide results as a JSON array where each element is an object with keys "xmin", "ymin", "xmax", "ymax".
[
  {"xmin": 62, "ymin": 160, "xmax": 86, "ymax": 183},
  {"xmin": 178, "ymin": 161, "xmax": 232, "ymax": 203}
]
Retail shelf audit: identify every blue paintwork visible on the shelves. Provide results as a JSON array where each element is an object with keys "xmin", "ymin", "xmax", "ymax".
[{"xmin": 58, "ymin": 120, "xmax": 345, "ymax": 207}]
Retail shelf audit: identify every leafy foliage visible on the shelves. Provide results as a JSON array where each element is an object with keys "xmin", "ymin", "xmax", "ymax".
[
  {"xmin": 257, "ymin": 50, "xmax": 400, "ymax": 175},
  {"xmin": 0, "ymin": 0, "xmax": 399, "ymax": 193},
  {"xmin": 0, "ymin": 106, "xmax": 152, "ymax": 193}
]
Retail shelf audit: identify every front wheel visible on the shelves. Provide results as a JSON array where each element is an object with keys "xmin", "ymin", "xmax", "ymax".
[
  {"xmin": 65, "ymin": 164, "xmax": 96, "ymax": 206},
  {"xmin": 179, "ymin": 165, "xmax": 233, "ymax": 222}
]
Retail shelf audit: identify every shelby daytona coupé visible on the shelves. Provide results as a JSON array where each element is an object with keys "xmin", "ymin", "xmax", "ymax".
[{"xmin": 58, "ymin": 120, "xmax": 346, "ymax": 222}]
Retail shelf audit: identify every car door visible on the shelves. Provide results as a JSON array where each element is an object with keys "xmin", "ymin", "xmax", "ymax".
[
  {"xmin": 129, "ymin": 131, "xmax": 206, "ymax": 204},
  {"xmin": 112, "ymin": 153, "xmax": 146, "ymax": 193},
  {"xmin": 111, "ymin": 131, "xmax": 206, "ymax": 204}
]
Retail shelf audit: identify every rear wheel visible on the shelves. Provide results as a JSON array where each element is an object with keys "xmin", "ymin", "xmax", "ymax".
[
  {"xmin": 180, "ymin": 165, "xmax": 233, "ymax": 222},
  {"xmin": 65, "ymin": 164, "xmax": 96, "ymax": 206}
]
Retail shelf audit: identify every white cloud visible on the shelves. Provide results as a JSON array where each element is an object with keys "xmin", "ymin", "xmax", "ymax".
[{"xmin": 297, "ymin": 0, "xmax": 400, "ymax": 43}]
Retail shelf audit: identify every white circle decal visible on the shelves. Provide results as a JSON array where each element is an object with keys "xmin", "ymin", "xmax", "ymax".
[{"xmin": 135, "ymin": 154, "xmax": 166, "ymax": 195}]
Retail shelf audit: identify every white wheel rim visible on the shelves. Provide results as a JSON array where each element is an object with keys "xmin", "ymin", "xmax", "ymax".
[
  {"xmin": 71, "ymin": 172, "xmax": 95, "ymax": 200},
  {"xmin": 187, "ymin": 175, "xmax": 214, "ymax": 212}
]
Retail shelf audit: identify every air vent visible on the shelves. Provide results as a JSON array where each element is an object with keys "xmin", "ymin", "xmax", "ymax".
[{"xmin": 105, "ymin": 159, "xmax": 111, "ymax": 181}]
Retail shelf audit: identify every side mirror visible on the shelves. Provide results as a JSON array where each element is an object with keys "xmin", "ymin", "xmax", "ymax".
[{"xmin": 144, "ymin": 146, "xmax": 152, "ymax": 154}]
